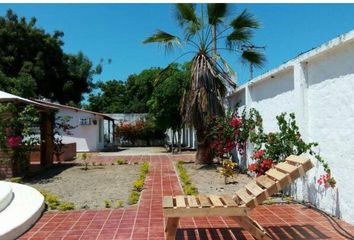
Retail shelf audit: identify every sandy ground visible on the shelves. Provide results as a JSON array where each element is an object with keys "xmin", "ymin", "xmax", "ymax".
[
  {"xmin": 182, "ymin": 162, "xmax": 253, "ymax": 195},
  {"xmin": 24, "ymin": 164, "xmax": 140, "ymax": 210}
]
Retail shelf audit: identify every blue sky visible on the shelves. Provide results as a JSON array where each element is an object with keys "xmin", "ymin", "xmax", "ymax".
[{"xmin": 1, "ymin": 3, "xmax": 354, "ymax": 86}]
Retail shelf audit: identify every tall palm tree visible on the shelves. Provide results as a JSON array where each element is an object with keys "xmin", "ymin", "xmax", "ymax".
[{"xmin": 144, "ymin": 3, "xmax": 265, "ymax": 164}]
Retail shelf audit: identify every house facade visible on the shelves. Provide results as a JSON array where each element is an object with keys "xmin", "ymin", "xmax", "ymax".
[
  {"xmin": 36, "ymin": 101, "xmax": 115, "ymax": 152},
  {"xmin": 227, "ymin": 29, "xmax": 354, "ymax": 224}
]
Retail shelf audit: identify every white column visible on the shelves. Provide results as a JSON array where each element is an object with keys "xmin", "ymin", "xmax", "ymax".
[{"xmin": 293, "ymin": 62, "xmax": 309, "ymax": 141}]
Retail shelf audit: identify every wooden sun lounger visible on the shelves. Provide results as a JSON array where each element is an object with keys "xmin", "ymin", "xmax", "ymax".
[{"xmin": 163, "ymin": 155, "xmax": 314, "ymax": 240}]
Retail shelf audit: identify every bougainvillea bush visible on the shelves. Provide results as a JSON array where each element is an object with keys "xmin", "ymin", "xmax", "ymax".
[
  {"xmin": 116, "ymin": 119, "xmax": 165, "ymax": 146},
  {"xmin": 247, "ymin": 112, "xmax": 336, "ymax": 188},
  {"xmin": 207, "ymin": 107, "xmax": 336, "ymax": 188},
  {"xmin": 0, "ymin": 103, "xmax": 40, "ymax": 174}
]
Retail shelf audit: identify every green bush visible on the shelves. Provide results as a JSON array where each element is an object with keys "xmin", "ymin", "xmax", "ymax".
[
  {"xmin": 133, "ymin": 178, "xmax": 144, "ymax": 191},
  {"xmin": 8, "ymin": 177, "xmax": 23, "ymax": 183},
  {"xmin": 39, "ymin": 189, "xmax": 74, "ymax": 211}
]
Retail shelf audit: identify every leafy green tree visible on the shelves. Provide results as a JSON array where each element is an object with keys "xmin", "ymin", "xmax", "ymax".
[
  {"xmin": 87, "ymin": 67, "xmax": 161, "ymax": 113},
  {"xmin": 144, "ymin": 4, "xmax": 265, "ymax": 164},
  {"xmin": 87, "ymin": 80, "xmax": 127, "ymax": 113},
  {"xmin": 0, "ymin": 9, "xmax": 99, "ymax": 104},
  {"xmin": 147, "ymin": 63, "xmax": 190, "ymax": 152}
]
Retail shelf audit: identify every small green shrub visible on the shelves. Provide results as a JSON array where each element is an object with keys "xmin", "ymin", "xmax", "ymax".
[
  {"xmin": 116, "ymin": 159, "xmax": 128, "ymax": 165},
  {"xmin": 133, "ymin": 179, "xmax": 144, "ymax": 191},
  {"xmin": 129, "ymin": 191, "xmax": 140, "ymax": 204},
  {"xmin": 58, "ymin": 202, "xmax": 75, "ymax": 211},
  {"xmin": 116, "ymin": 199, "xmax": 124, "ymax": 208},
  {"xmin": 128, "ymin": 161, "xmax": 149, "ymax": 205},
  {"xmin": 176, "ymin": 161, "xmax": 198, "ymax": 195},
  {"xmin": 104, "ymin": 199, "xmax": 112, "ymax": 208}
]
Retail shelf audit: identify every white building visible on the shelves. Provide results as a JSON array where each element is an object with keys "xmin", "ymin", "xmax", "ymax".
[
  {"xmin": 36, "ymin": 101, "xmax": 115, "ymax": 152},
  {"xmin": 227, "ymin": 29, "xmax": 354, "ymax": 224}
]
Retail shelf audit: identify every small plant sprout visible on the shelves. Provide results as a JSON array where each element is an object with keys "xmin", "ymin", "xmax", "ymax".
[
  {"xmin": 104, "ymin": 199, "xmax": 112, "ymax": 208},
  {"xmin": 219, "ymin": 159, "xmax": 237, "ymax": 184},
  {"xmin": 116, "ymin": 199, "xmax": 124, "ymax": 208},
  {"xmin": 79, "ymin": 153, "xmax": 90, "ymax": 170},
  {"xmin": 116, "ymin": 159, "xmax": 128, "ymax": 165}
]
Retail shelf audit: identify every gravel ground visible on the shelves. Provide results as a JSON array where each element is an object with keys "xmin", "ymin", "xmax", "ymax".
[
  {"xmin": 182, "ymin": 162, "xmax": 253, "ymax": 195},
  {"xmin": 24, "ymin": 164, "xmax": 141, "ymax": 210}
]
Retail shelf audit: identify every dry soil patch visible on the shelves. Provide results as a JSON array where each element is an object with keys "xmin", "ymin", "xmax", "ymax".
[
  {"xmin": 182, "ymin": 162, "xmax": 253, "ymax": 195},
  {"xmin": 24, "ymin": 164, "xmax": 140, "ymax": 210}
]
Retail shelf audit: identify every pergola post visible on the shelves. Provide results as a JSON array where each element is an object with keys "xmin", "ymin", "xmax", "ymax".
[{"xmin": 40, "ymin": 111, "xmax": 54, "ymax": 167}]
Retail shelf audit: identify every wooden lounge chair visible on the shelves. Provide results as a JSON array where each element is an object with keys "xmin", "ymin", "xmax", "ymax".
[{"xmin": 163, "ymin": 155, "xmax": 314, "ymax": 240}]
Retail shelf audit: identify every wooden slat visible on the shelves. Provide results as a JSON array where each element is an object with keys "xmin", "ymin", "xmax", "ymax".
[
  {"xmin": 236, "ymin": 188, "xmax": 254, "ymax": 204},
  {"xmin": 220, "ymin": 195, "xmax": 238, "ymax": 207},
  {"xmin": 187, "ymin": 195, "xmax": 199, "ymax": 208},
  {"xmin": 286, "ymin": 155, "xmax": 309, "ymax": 164},
  {"xmin": 198, "ymin": 195, "xmax": 211, "ymax": 207},
  {"xmin": 164, "ymin": 206, "xmax": 249, "ymax": 218},
  {"xmin": 245, "ymin": 181, "xmax": 264, "ymax": 197},
  {"xmin": 256, "ymin": 175, "xmax": 276, "ymax": 189},
  {"xmin": 266, "ymin": 168, "xmax": 287, "ymax": 181},
  {"xmin": 175, "ymin": 196, "xmax": 186, "ymax": 208},
  {"xmin": 163, "ymin": 196, "xmax": 174, "ymax": 209},
  {"xmin": 208, "ymin": 195, "xmax": 224, "ymax": 207},
  {"xmin": 276, "ymin": 162, "xmax": 297, "ymax": 173}
]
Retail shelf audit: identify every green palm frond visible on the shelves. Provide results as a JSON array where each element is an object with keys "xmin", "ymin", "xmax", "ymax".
[
  {"xmin": 241, "ymin": 49, "xmax": 266, "ymax": 68},
  {"xmin": 175, "ymin": 4, "xmax": 199, "ymax": 27},
  {"xmin": 143, "ymin": 30, "xmax": 181, "ymax": 52},
  {"xmin": 226, "ymin": 28, "xmax": 253, "ymax": 48},
  {"xmin": 230, "ymin": 9, "xmax": 260, "ymax": 30},
  {"xmin": 207, "ymin": 3, "xmax": 228, "ymax": 25},
  {"xmin": 176, "ymin": 4, "xmax": 201, "ymax": 40}
]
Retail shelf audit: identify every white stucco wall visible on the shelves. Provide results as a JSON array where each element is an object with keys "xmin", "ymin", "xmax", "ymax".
[
  {"xmin": 228, "ymin": 30, "xmax": 354, "ymax": 225},
  {"xmin": 57, "ymin": 108, "xmax": 105, "ymax": 152}
]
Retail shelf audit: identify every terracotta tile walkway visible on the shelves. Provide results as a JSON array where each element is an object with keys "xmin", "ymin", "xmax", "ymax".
[{"xmin": 20, "ymin": 155, "xmax": 354, "ymax": 240}]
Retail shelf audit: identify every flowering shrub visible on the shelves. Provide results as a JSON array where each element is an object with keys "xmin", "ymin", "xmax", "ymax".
[
  {"xmin": 0, "ymin": 103, "xmax": 40, "ymax": 174},
  {"xmin": 247, "ymin": 112, "xmax": 336, "ymax": 188},
  {"xmin": 219, "ymin": 159, "xmax": 237, "ymax": 184},
  {"xmin": 248, "ymin": 149, "xmax": 273, "ymax": 176},
  {"xmin": 116, "ymin": 119, "xmax": 165, "ymax": 146},
  {"xmin": 207, "ymin": 111, "xmax": 242, "ymax": 158}
]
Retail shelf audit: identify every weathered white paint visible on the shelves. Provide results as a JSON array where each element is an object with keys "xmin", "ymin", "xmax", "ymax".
[
  {"xmin": 228, "ymin": 29, "xmax": 354, "ymax": 224},
  {"xmin": 57, "ymin": 108, "xmax": 105, "ymax": 152}
]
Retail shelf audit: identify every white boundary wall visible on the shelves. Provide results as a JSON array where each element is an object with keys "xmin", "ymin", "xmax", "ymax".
[{"xmin": 228, "ymin": 30, "xmax": 354, "ymax": 225}]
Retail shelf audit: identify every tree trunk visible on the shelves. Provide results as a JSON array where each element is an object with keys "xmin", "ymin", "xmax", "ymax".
[{"xmin": 195, "ymin": 129, "xmax": 213, "ymax": 164}]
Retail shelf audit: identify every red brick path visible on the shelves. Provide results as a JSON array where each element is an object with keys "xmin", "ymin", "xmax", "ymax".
[{"xmin": 19, "ymin": 155, "xmax": 354, "ymax": 240}]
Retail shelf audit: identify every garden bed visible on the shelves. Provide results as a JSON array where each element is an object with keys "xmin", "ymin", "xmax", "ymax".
[
  {"xmin": 182, "ymin": 161, "xmax": 253, "ymax": 195},
  {"xmin": 22, "ymin": 163, "xmax": 141, "ymax": 210}
]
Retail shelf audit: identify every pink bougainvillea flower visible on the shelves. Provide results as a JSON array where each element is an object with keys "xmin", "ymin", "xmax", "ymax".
[
  {"xmin": 230, "ymin": 116, "xmax": 242, "ymax": 128},
  {"xmin": 248, "ymin": 163, "xmax": 257, "ymax": 172},
  {"xmin": 7, "ymin": 135, "xmax": 22, "ymax": 148}
]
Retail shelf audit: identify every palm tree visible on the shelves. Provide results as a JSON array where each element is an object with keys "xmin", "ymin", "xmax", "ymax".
[{"xmin": 143, "ymin": 3, "xmax": 265, "ymax": 164}]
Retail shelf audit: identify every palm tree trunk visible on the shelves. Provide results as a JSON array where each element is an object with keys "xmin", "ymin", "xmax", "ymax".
[{"xmin": 195, "ymin": 129, "xmax": 213, "ymax": 164}]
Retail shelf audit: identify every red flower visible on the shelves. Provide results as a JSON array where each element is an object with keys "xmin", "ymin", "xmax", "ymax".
[
  {"xmin": 248, "ymin": 163, "xmax": 257, "ymax": 172},
  {"xmin": 7, "ymin": 135, "xmax": 22, "ymax": 148},
  {"xmin": 230, "ymin": 116, "xmax": 241, "ymax": 128},
  {"xmin": 253, "ymin": 149, "xmax": 265, "ymax": 159}
]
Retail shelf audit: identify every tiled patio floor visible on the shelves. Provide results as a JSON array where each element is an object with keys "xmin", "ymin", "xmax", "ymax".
[{"xmin": 20, "ymin": 155, "xmax": 354, "ymax": 240}]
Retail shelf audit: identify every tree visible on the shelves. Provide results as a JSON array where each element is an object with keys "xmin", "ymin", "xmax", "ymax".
[
  {"xmin": 0, "ymin": 9, "xmax": 100, "ymax": 104},
  {"xmin": 87, "ymin": 80, "xmax": 127, "ymax": 113},
  {"xmin": 87, "ymin": 67, "xmax": 161, "ymax": 113},
  {"xmin": 147, "ymin": 63, "xmax": 190, "ymax": 152},
  {"xmin": 144, "ymin": 4, "xmax": 265, "ymax": 164}
]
